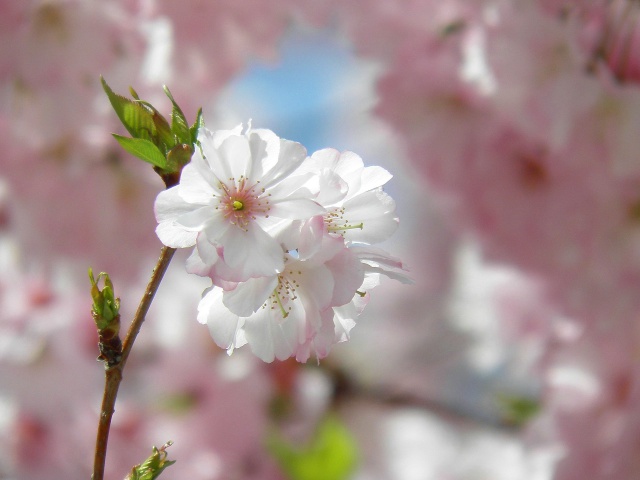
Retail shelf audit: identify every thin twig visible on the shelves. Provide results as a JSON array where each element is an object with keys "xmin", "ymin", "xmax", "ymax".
[{"xmin": 92, "ymin": 246, "xmax": 176, "ymax": 480}]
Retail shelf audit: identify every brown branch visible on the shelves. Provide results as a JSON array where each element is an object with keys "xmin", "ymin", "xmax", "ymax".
[{"xmin": 92, "ymin": 246, "xmax": 176, "ymax": 480}]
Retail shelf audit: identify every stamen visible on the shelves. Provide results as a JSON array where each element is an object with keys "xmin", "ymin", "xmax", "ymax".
[
  {"xmin": 327, "ymin": 222, "xmax": 364, "ymax": 232},
  {"xmin": 324, "ymin": 206, "xmax": 364, "ymax": 234},
  {"xmin": 274, "ymin": 290, "xmax": 288, "ymax": 318}
]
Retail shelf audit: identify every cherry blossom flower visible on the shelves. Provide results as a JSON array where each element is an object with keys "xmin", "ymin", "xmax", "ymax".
[
  {"xmin": 197, "ymin": 235, "xmax": 364, "ymax": 363},
  {"xmin": 154, "ymin": 123, "xmax": 324, "ymax": 281},
  {"xmin": 307, "ymin": 148, "xmax": 398, "ymax": 243},
  {"xmin": 158, "ymin": 121, "xmax": 409, "ymax": 362},
  {"xmin": 273, "ymin": 148, "xmax": 399, "ymax": 263}
]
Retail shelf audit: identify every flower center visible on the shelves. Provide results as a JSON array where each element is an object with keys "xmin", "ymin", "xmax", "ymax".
[
  {"xmin": 262, "ymin": 269, "xmax": 303, "ymax": 320},
  {"xmin": 215, "ymin": 176, "xmax": 271, "ymax": 230}
]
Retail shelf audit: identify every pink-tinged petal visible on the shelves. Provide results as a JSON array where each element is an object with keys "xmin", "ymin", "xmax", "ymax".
[
  {"xmin": 155, "ymin": 222, "xmax": 197, "ymax": 248},
  {"xmin": 185, "ymin": 246, "xmax": 212, "ymax": 277},
  {"xmin": 297, "ymin": 293, "xmax": 322, "ymax": 342},
  {"xmin": 326, "ymin": 247, "xmax": 365, "ymax": 307},
  {"xmin": 198, "ymin": 287, "xmax": 245, "ymax": 351},
  {"xmin": 218, "ymin": 134, "xmax": 252, "ymax": 181},
  {"xmin": 223, "ymin": 276, "xmax": 278, "ymax": 317},
  {"xmin": 196, "ymin": 234, "xmax": 220, "ymax": 266},
  {"xmin": 301, "ymin": 308, "xmax": 337, "ymax": 361},
  {"xmin": 297, "ymin": 263, "xmax": 334, "ymax": 311},
  {"xmin": 219, "ymin": 223, "xmax": 284, "ymax": 278},
  {"xmin": 269, "ymin": 197, "xmax": 325, "ymax": 220},
  {"xmin": 298, "ymin": 216, "xmax": 325, "ymax": 261},
  {"xmin": 154, "ymin": 187, "xmax": 198, "ymax": 223},
  {"xmin": 295, "ymin": 344, "xmax": 312, "ymax": 363},
  {"xmin": 304, "ymin": 233, "xmax": 346, "ymax": 266},
  {"xmin": 175, "ymin": 205, "xmax": 215, "ymax": 230}
]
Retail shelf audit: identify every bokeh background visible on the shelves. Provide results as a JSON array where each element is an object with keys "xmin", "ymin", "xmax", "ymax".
[{"xmin": 2, "ymin": 1, "xmax": 639, "ymax": 479}]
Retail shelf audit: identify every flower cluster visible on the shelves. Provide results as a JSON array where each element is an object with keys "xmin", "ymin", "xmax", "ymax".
[{"xmin": 155, "ymin": 123, "xmax": 409, "ymax": 362}]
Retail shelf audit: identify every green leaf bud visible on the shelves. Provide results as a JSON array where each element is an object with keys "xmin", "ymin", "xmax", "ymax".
[{"xmin": 125, "ymin": 442, "xmax": 176, "ymax": 480}]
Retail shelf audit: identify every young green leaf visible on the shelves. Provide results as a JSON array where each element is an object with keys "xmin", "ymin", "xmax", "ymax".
[
  {"xmin": 101, "ymin": 76, "xmax": 158, "ymax": 143},
  {"xmin": 112, "ymin": 135, "xmax": 167, "ymax": 169},
  {"xmin": 190, "ymin": 108, "xmax": 204, "ymax": 146},
  {"xmin": 164, "ymin": 86, "xmax": 191, "ymax": 145},
  {"xmin": 267, "ymin": 415, "xmax": 358, "ymax": 480},
  {"xmin": 165, "ymin": 143, "xmax": 193, "ymax": 172},
  {"xmin": 125, "ymin": 442, "xmax": 176, "ymax": 480}
]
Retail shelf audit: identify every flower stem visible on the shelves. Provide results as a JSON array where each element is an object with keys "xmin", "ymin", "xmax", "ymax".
[{"xmin": 92, "ymin": 246, "xmax": 176, "ymax": 480}]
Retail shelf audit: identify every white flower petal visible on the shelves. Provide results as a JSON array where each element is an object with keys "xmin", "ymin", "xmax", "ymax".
[
  {"xmin": 296, "ymin": 263, "xmax": 334, "ymax": 311},
  {"xmin": 356, "ymin": 166, "xmax": 393, "ymax": 195},
  {"xmin": 223, "ymin": 276, "xmax": 278, "ymax": 317},
  {"xmin": 154, "ymin": 187, "xmax": 198, "ymax": 223},
  {"xmin": 342, "ymin": 189, "xmax": 398, "ymax": 244},
  {"xmin": 219, "ymin": 223, "xmax": 284, "ymax": 278},
  {"xmin": 175, "ymin": 205, "xmax": 216, "ymax": 230},
  {"xmin": 201, "ymin": 210, "xmax": 232, "ymax": 243},
  {"xmin": 244, "ymin": 309, "xmax": 296, "ymax": 362},
  {"xmin": 196, "ymin": 234, "xmax": 220, "ymax": 266},
  {"xmin": 246, "ymin": 129, "xmax": 276, "ymax": 180},
  {"xmin": 247, "ymin": 128, "xmax": 280, "ymax": 175},
  {"xmin": 261, "ymin": 138, "xmax": 307, "ymax": 188},
  {"xmin": 316, "ymin": 170, "xmax": 349, "ymax": 205},
  {"xmin": 267, "ymin": 173, "xmax": 316, "ymax": 199},
  {"xmin": 269, "ymin": 197, "xmax": 325, "ymax": 220},
  {"xmin": 199, "ymin": 287, "xmax": 245, "ymax": 350},
  {"xmin": 310, "ymin": 148, "xmax": 342, "ymax": 170},
  {"xmin": 211, "ymin": 123, "xmax": 243, "ymax": 147},
  {"xmin": 333, "ymin": 151, "xmax": 364, "ymax": 191},
  {"xmin": 333, "ymin": 302, "xmax": 358, "ymax": 342},
  {"xmin": 155, "ymin": 222, "xmax": 197, "ymax": 248},
  {"xmin": 178, "ymin": 159, "xmax": 220, "ymax": 202},
  {"xmin": 218, "ymin": 134, "xmax": 252, "ymax": 181},
  {"xmin": 185, "ymin": 245, "xmax": 212, "ymax": 277},
  {"xmin": 326, "ymin": 247, "xmax": 365, "ymax": 307},
  {"xmin": 297, "ymin": 216, "xmax": 325, "ymax": 261},
  {"xmin": 352, "ymin": 246, "xmax": 414, "ymax": 284}
]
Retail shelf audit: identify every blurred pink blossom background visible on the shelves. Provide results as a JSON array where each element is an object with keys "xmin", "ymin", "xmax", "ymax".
[{"xmin": 2, "ymin": 0, "xmax": 640, "ymax": 479}]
